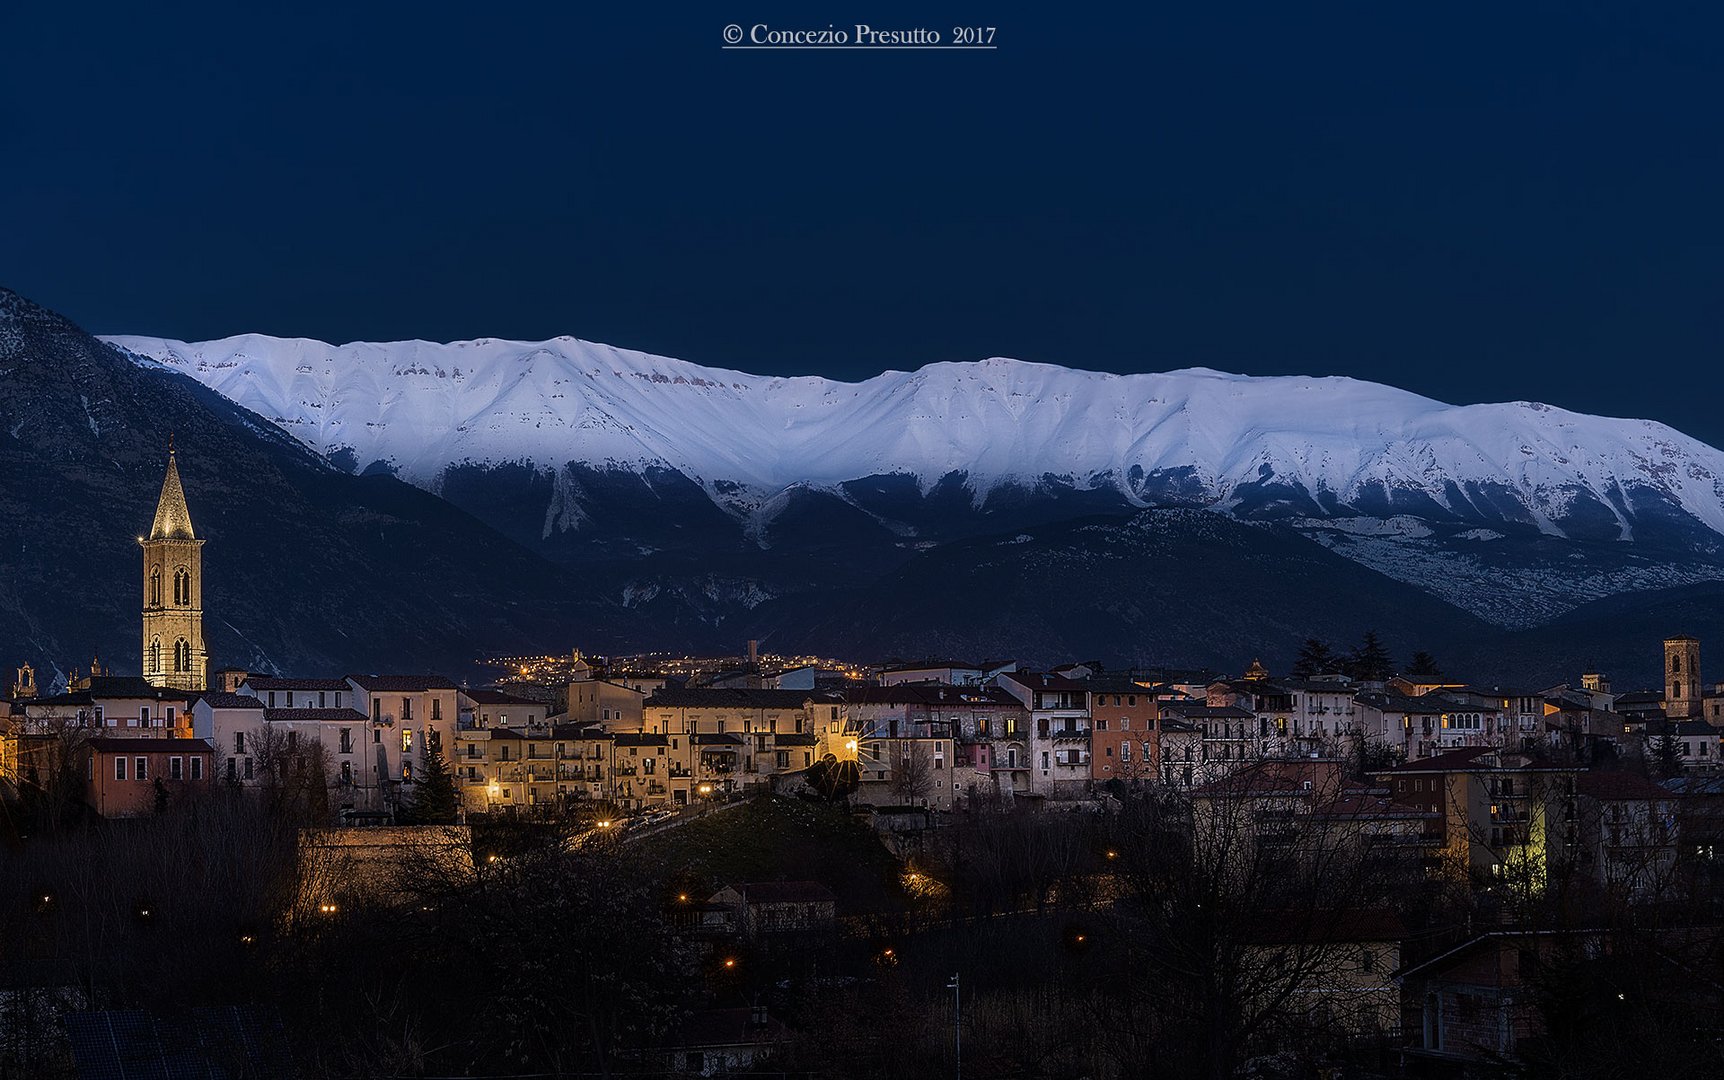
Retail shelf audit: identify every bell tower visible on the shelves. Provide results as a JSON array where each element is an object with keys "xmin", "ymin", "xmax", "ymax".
[
  {"xmin": 142, "ymin": 442, "xmax": 208, "ymax": 692},
  {"xmin": 1664, "ymin": 636, "xmax": 1701, "ymax": 720}
]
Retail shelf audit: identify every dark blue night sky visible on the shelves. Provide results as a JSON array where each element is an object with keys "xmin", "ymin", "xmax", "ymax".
[{"xmin": 6, "ymin": 2, "xmax": 1721, "ymax": 443}]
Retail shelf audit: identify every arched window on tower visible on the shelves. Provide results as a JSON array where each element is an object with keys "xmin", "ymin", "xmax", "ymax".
[
  {"xmin": 150, "ymin": 568, "xmax": 162, "ymax": 607},
  {"xmin": 1673, "ymin": 654, "xmax": 1682, "ymax": 674},
  {"xmin": 174, "ymin": 638, "xmax": 189, "ymax": 673},
  {"xmin": 149, "ymin": 638, "xmax": 161, "ymax": 674},
  {"xmin": 174, "ymin": 568, "xmax": 190, "ymax": 606}
]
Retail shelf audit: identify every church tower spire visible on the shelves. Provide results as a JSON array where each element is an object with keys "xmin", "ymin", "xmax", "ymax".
[{"xmin": 142, "ymin": 443, "xmax": 208, "ymax": 691}]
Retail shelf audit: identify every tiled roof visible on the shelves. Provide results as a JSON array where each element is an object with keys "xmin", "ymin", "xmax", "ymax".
[
  {"xmin": 86, "ymin": 737, "xmax": 214, "ymax": 752},
  {"xmin": 997, "ymin": 671, "xmax": 1088, "ymax": 692},
  {"xmin": 197, "ymin": 693, "xmax": 264, "ymax": 710},
  {"xmin": 261, "ymin": 708, "xmax": 368, "ymax": 723},
  {"xmin": 1577, "ymin": 771, "xmax": 1679, "ymax": 801},
  {"xmin": 732, "ymin": 881, "xmax": 836, "ymax": 904},
  {"xmin": 648, "ymin": 688, "xmax": 830, "ymax": 709},
  {"xmin": 463, "ymin": 689, "xmax": 544, "ymax": 707},
  {"xmin": 838, "ymin": 685, "xmax": 1020, "ymax": 707},
  {"xmin": 245, "ymin": 677, "xmax": 349, "ymax": 691},
  {"xmin": 346, "ymin": 675, "xmax": 460, "ymax": 692}
]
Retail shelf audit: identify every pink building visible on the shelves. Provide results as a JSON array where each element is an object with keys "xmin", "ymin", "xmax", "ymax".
[{"xmin": 82, "ymin": 736, "xmax": 215, "ymax": 817}]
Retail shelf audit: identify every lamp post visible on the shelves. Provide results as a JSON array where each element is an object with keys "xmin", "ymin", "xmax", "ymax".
[{"xmin": 947, "ymin": 973, "xmax": 962, "ymax": 1079}]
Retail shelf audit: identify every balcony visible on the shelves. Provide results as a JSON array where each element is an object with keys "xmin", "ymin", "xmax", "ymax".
[{"xmin": 1050, "ymin": 727, "xmax": 1090, "ymax": 741}]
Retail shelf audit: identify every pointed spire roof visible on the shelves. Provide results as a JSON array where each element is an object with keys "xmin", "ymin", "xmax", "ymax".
[{"xmin": 149, "ymin": 445, "xmax": 197, "ymax": 540}]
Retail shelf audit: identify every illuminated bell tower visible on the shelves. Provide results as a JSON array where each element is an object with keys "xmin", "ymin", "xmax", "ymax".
[
  {"xmin": 1664, "ymin": 636, "xmax": 1701, "ymax": 720},
  {"xmin": 141, "ymin": 442, "xmax": 208, "ymax": 692}
]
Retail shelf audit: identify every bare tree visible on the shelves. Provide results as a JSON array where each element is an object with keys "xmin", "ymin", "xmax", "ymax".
[{"xmin": 889, "ymin": 739, "xmax": 934, "ymax": 804}]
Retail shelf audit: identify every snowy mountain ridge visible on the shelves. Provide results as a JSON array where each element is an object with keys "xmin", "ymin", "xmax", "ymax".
[{"xmin": 105, "ymin": 332, "xmax": 1724, "ymax": 543}]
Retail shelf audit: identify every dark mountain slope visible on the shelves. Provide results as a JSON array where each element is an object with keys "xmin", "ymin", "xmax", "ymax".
[
  {"xmin": 0, "ymin": 288, "xmax": 643, "ymax": 681},
  {"xmin": 737, "ymin": 509, "xmax": 1495, "ymax": 670}
]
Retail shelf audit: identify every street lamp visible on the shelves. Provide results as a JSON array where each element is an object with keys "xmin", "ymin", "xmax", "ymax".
[{"xmin": 946, "ymin": 973, "xmax": 961, "ymax": 1080}]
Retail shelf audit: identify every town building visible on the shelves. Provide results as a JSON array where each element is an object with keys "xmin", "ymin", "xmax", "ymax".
[
  {"xmin": 1374, "ymin": 748, "xmax": 1581, "ymax": 885},
  {"xmin": 1085, "ymin": 676, "xmax": 1160, "ymax": 785},
  {"xmin": 140, "ymin": 445, "xmax": 208, "ymax": 692},
  {"xmin": 996, "ymin": 672, "xmax": 1092, "ymax": 798},
  {"xmin": 79, "ymin": 736, "xmax": 213, "ymax": 816}
]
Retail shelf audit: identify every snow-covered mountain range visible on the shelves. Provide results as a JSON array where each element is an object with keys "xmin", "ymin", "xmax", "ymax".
[{"xmin": 107, "ymin": 332, "xmax": 1724, "ymax": 549}]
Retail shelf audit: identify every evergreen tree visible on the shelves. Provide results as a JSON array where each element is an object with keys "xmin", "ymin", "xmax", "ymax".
[
  {"xmin": 1406, "ymin": 651, "xmax": 1443, "ymax": 680},
  {"xmin": 1345, "ymin": 631, "xmax": 1395, "ymax": 682},
  {"xmin": 407, "ymin": 743, "xmax": 461, "ymax": 824},
  {"xmin": 1291, "ymin": 638, "xmax": 1335, "ymax": 679},
  {"xmin": 1652, "ymin": 728, "xmax": 1685, "ymax": 780}
]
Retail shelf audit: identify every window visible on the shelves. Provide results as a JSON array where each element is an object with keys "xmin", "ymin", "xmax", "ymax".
[
  {"xmin": 341, "ymin": 762, "xmax": 353, "ymax": 784},
  {"xmin": 318, "ymin": 691, "xmax": 327, "ymax": 708},
  {"xmin": 94, "ymin": 705, "xmax": 105, "ymax": 727},
  {"xmin": 165, "ymin": 706, "xmax": 175, "ymax": 726},
  {"xmin": 190, "ymin": 756, "xmax": 202, "ymax": 780},
  {"xmin": 333, "ymin": 692, "xmax": 342, "ymax": 708},
  {"xmin": 150, "ymin": 567, "xmax": 162, "ymax": 607},
  {"xmin": 234, "ymin": 732, "xmax": 246, "ymax": 754},
  {"xmin": 170, "ymin": 756, "xmax": 183, "ymax": 779},
  {"xmin": 339, "ymin": 729, "xmax": 352, "ymax": 753},
  {"xmin": 373, "ymin": 728, "xmax": 381, "ymax": 743},
  {"xmin": 141, "ymin": 706, "xmax": 151, "ymax": 727},
  {"xmin": 401, "ymin": 697, "xmax": 413, "ymax": 721},
  {"xmin": 115, "ymin": 756, "xmax": 127, "ymax": 781},
  {"xmin": 401, "ymin": 728, "xmax": 413, "ymax": 754},
  {"xmin": 372, "ymin": 698, "xmax": 381, "ymax": 722},
  {"xmin": 173, "ymin": 638, "xmax": 190, "ymax": 673},
  {"xmin": 431, "ymin": 697, "xmax": 441, "ymax": 721},
  {"xmin": 227, "ymin": 758, "xmax": 236, "ymax": 782},
  {"xmin": 243, "ymin": 757, "xmax": 254, "ymax": 780},
  {"xmin": 135, "ymin": 757, "xmax": 148, "ymax": 781},
  {"xmin": 149, "ymin": 638, "xmax": 161, "ymax": 673},
  {"xmin": 402, "ymin": 761, "xmax": 413, "ymax": 781}
]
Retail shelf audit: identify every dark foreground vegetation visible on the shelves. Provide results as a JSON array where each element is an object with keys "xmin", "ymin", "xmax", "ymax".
[{"xmin": 3, "ymin": 778, "xmax": 1722, "ymax": 1080}]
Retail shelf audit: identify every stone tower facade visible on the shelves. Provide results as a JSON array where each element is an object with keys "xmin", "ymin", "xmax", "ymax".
[
  {"xmin": 141, "ymin": 446, "xmax": 208, "ymax": 692},
  {"xmin": 1664, "ymin": 636, "xmax": 1701, "ymax": 720}
]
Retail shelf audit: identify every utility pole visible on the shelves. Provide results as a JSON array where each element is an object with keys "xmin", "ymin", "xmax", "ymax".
[{"xmin": 946, "ymin": 972, "xmax": 961, "ymax": 1080}]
